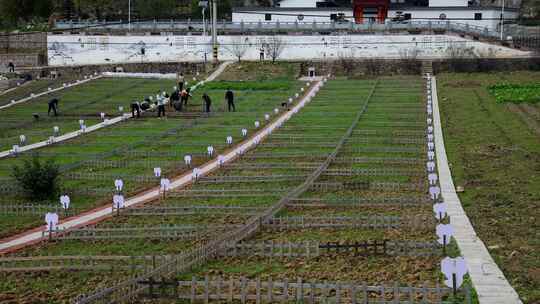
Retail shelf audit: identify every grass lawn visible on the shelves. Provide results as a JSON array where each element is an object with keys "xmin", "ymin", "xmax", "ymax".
[{"xmin": 437, "ymin": 71, "xmax": 540, "ymax": 304}]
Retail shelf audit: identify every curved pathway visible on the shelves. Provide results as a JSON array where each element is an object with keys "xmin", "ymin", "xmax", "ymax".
[{"xmin": 431, "ymin": 76, "xmax": 523, "ymax": 304}]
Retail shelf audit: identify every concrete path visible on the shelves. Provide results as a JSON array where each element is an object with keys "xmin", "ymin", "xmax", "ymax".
[
  {"xmin": 0, "ymin": 62, "xmax": 233, "ymax": 160},
  {"xmin": 431, "ymin": 76, "xmax": 523, "ymax": 304},
  {"xmin": 0, "ymin": 75, "xmax": 102, "ymax": 111},
  {"xmin": 0, "ymin": 78, "xmax": 324, "ymax": 254}
]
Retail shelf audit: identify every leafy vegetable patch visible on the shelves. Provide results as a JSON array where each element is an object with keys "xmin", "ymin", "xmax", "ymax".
[{"xmin": 488, "ymin": 83, "xmax": 540, "ymax": 104}]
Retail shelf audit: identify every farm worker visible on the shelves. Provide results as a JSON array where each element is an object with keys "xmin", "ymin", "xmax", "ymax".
[
  {"xmin": 177, "ymin": 72, "xmax": 185, "ymax": 91},
  {"xmin": 259, "ymin": 48, "xmax": 265, "ymax": 61},
  {"xmin": 202, "ymin": 93, "xmax": 212, "ymax": 113},
  {"xmin": 47, "ymin": 98, "xmax": 59, "ymax": 116},
  {"xmin": 130, "ymin": 101, "xmax": 141, "ymax": 118},
  {"xmin": 8, "ymin": 62, "xmax": 15, "ymax": 73},
  {"xmin": 171, "ymin": 89, "xmax": 181, "ymax": 110},
  {"xmin": 157, "ymin": 93, "xmax": 166, "ymax": 117},
  {"xmin": 181, "ymin": 88, "xmax": 192, "ymax": 106},
  {"xmin": 225, "ymin": 88, "xmax": 235, "ymax": 112}
]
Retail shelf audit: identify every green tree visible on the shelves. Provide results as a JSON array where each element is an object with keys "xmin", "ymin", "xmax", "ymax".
[
  {"xmin": 0, "ymin": 0, "xmax": 53, "ymax": 29},
  {"xmin": 135, "ymin": 0, "xmax": 177, "ymax": 19},
  {"xmin": 12, "ymin": 154, "xmax": 61, "ymax": 202}
]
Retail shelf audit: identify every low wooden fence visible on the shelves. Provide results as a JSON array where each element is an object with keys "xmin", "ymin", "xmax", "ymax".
[
  {"xmin": 138, "ymin": 277, "xmax": 471, "ymax": 304},
  {"xmin": 120, "ymin": 205, "xmax": 267, "ymax": 216},
  {"xmin": 264, "ymin": 216, "xmax": 435, "ymax": 231},
  {"xmin": 309, "ymin": 182, "xmax": 426, "ymax": 192},
  {"xmin": 323, "ymin": 168, "xmax": 424, "ymax": 177},
  {"xmin": 287, "ymin": 196, "xmax": 430, "ymax": 208},
  {"xmin": 0, "ymin": 203, "xmax": 81, "ymax": 216}
]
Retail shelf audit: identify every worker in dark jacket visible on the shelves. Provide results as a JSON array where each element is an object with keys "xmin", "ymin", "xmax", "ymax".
[
  {"xmin": 171, "ymin": 89, "xmax": 182, "ymax": 111},
  {"xmin": 225, "ymin": 88, "xmax": 235, "ymax": 112},
  {"xmin": 131, "ymin": 101, "xmax": 141, "ymax": 118},
  {"xmin": 202, "ymin": 93, "xmax": 212, "ymax": 113},
  {"xmin": 48, "ymin": 98, "xmax": 59, "ymax": 116}
]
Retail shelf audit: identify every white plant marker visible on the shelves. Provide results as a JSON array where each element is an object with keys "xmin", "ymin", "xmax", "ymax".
[
  {"xmin": 79, "ymin": 119, "xmax": 84, "ymax": 127},
  {"xmin": 11, "ymin": 100, "xmax": 15, "ymax": 104},
  {"xmin": 242, "ymin": 129, "xmax": 248, "ymax": 137},
  {"xmin": 288, "ymin": 98, "xmax": 293, "ymax": 103},
  {"xmin": 45, "ymin": 212, "xmax": 59, "ymax": 231},
  {"xmin": 184, "ymin": 155, "xmax": 192, "ymax": 167},
  {"xmin": 427, "ymin": 161, "xmax": 436, "ymax": 172},
  {"xmin": 295, "ymin": 93, "xmax": 299, "ymax": 98},
  {"xmin": 427, "ymin": 134, "xmax": 434, "ymax": 142},
  {"xmin": 154, "ymin": 167, "xmax": 162, "ymax": 178},
  {"xmin": 192, "ymin": 168, "xmax": 201, "ymax": 180},
  {"xmin": 427, "ymin": 126, "xmax": 434, "ymax": 134},
  {"xmin": 207, "ymin": 146, "xmax": 214, "ymax": 157},
  {"xmin": 441, "ymin": 257, "xmax": 468, "ymax": 293},
  {"xmin": 274, "ymin": 108, "xmax": 279, "ymax": 114},
  {"xmin": 217, "ymin": 155, "xmax": 225, "ymax": 166},
  {"xmin": 428, "ymin": 151, "xmax": 435, "ymax": 161},
  {"xmin": 114, "ymin": 179, "xmax": 124, "ymax": 192},
  {"xmin": 48, "ymin": 87, "xmax": 52, "ymax": 91},
  {"xmin": 264, "ymin": 114, "xmax": 270, "ymax": 121},
  {"xmin": 53, "ymin": 126, "xmax": 59, "ymax": 136},
  {"xmin": 60, "ymin": 195, "xmax": 70, "ymax": 209},
  {"xmin": 48, "ymin": 136, "xmax": 55, "ymax": 144},
  {"xmin": 436, "ymin": 223, "xmax": 454, "ymax": 246},
  {"xmin": 428, "ymin": 142, "xmax": 435, "ymax": 151},
  {"xmin": 118, "ymin": 106, "xmax": 124, "ymax": 113},
  {"xmin": 433, "ymin": 202, "xmax": 448, "ymax": 220},
  {"xmin": 226, "ymin": 136, "xmax": 233, "ymax": 145},
  {"xmin": 300, "ymin": 87, "xmax": 304, "ymax": 92},
  {"xmin": 254, "ymin": 121, "xmax": 260, "ymax": 128},
  {"xmin": 113, "ymin": 194, "xmax": 125, "ymax": 209},
  {"xmin": 427, "ymin": 118, "xmax": 433, "ymax": 125},
  {"xmin": 100, "ymin": 112, "xmax": 106, "ymax": 120},
  {"xmin": 19, "ymin": 135, "xmax": 26, "ymax": 145},
  {"xmin": 80, "ymin": 124, "xmax": 86, "ymax": 133},
  {"xmin": 429, "ymin": 186, "xmax": 441, "ymax": 200},
  {"xmin": 428, "ymin": 173, "xmax": 438, "ymax": 185},
  {"xmin": 63, "ymin": 83, "xmax": 67, "ymax": 87},
  {"xmin": 160, "ymin": 178, "xmax": 171, "ymax": 192}
]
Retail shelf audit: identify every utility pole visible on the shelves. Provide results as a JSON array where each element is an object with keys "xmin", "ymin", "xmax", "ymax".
[
  {"xmin": 128, "ymin": 0, "xmax": 131, "ymax": 31},
  {"xmin": 500, "ymin": 0, "xmax": 505, "ymax": 41},
  {"xmin": 212, "ymin": 0, "xmax": 218, "ymax": 63}
]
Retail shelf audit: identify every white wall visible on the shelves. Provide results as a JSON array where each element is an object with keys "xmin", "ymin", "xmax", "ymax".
[
  {"xmin": 429, "ymin": 0, "xmax": 467, "ymax": 7},
  {"xmin": 232, "ymin": 10, "xmax": 354, "ymax": 23},
  {"xmin": 388, "ymin": 9, "xmax": 518, "ymax": 29},
  {"xmin": 47, "ymin": 34, "xmax": 528, "ymax": 66},
  {"xmin": 278, "ymin": 0, "xmax": 318, "ymax": 8}
]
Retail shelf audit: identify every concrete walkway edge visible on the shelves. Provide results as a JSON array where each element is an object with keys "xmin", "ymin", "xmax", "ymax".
[{"xmin": 431, "ymin": 76, "xmax": 523, "ymax": 304}]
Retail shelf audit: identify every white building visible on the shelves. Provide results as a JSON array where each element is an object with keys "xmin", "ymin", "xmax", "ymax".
[{"xmin": 232, "ymin": 0, "xmax": 519, "ymax": 30}]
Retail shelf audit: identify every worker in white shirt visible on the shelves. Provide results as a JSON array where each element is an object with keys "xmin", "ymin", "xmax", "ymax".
[{"xmin": 157, "ymin": 92, "xmax": 166, "ymax": 117}]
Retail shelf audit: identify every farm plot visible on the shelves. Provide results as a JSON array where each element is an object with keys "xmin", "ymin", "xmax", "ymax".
[
  {"xmin": 0, "ymin": 78, "xmax": 366, "ymax": 303},
  {"xmin": 166, "ymin": 77, "xmax": 471, "ymax": 303},
  {"xmin": 0, "ymin": 74, "xmax": 82, "ymax": 107},
  {"xmin": 0, "ymin": 71, "xmax": 303, "ymax": 237}
]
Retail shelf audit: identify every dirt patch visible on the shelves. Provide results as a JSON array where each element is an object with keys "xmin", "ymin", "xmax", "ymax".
[{"xmin": 507, "ymin": 103, "xmax": 540, "ymax": 138}]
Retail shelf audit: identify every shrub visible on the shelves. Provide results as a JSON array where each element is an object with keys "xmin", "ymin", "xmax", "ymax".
[
  {"xmin": 11, "ymin": 154, "xmax": 61, "ymax": 202},
  {"xmin": 488, "ymin": 83, "xmax": 540, "ymax": 104}
]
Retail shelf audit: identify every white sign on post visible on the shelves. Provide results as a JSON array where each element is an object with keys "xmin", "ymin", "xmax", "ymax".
[
  {"xmin": 184, "ymin": 155, "xmax": 192, "ymax": 166},
  {"xmin": 265, "ymin": 114, "xmax": 270, "ymax": 121},
  {"xmin": 226, "ymin": 136, "xmax": 233, "ymax": 145},
  {"xmin": 19, "ymin": 135, "xmax": 26, "ymax": 145},
  {"xmin": 295, "ymin": 93, "xmax": 299, "ymax": 98},
  {"xmin": 80, "ymin": 125, "xmax": 86, "ymax": 132},
  {"xmin": 113, "ymin": 194, "xmax": 125, "ymax": 209},
  {"xmin": 274, "ymin": 108, "xmax": 279, "ymax": 114},
  {"xmin": 192, "ymin": 168, "xmax": 201, "ymax": 180},
  {"xmin": 288, "ymin": 98, "xmax": 293, "ymax": 103},
  {"xmin": 428, "ymin": 142, "xmax": 435, "ymax": 151},
  {"xmin": 218, "ymin": 155, "xmax": 225, "ymax": 166},
  {"xmin": 160, "ymin": 178, "xmax": 171, "ymax": 191},
  {"xmin": 428, "ymin": 151, "xmax": 435, "ymax": 161},
  {"xmin": 436, "ymin": 223, "xmax": 454, "ymax": 245},
  {"xmin": 428, "ymin": 126, "xmax": 434, "ymax": 134},
  {"xmin": 428, "ymin": 173, "xmax": 438, "ymax": 185},
  {"xmin": 254, "ymin": 121, "xmax": 260, "ymax": 128},
  {"xmin": 60, "ymin": 195, "xmax": 70, "ymax": 209},
  {"xmin": 427, "ymin": 118, "xmax": 433, "ymax": 125},
  {"xmin": 79, "ymin": 119, "xmax": 84, "ymax": 127},
  {"xmin": 427, "ymin": 161, "xmax": 436, "ymax": 172},
  {"xmin": 207, "ymin": 146, "xmax": 214, "ymax": 157},
  {"xmin": 45, "ymin": 212, "xmax": 59, "ymax": 231},
  {"xmin": 242, "ymin": 129, "xmax": 248, "ymax": 137},
  {"xmin": 427, "ymin": 134, "xmax": 434, "ymax": 142},
  {"xmin": 441, "ymin": 257, "xmax": 468, "ymax": 289},
  {"xmin": 53, "ymin": 126, "xmax": 59, "ymax": 136},
  {"xmin": 433, "ymin": 202, "xmax": 448, "ymax": 219},
  {"xmin": 100, "ymin": 112, "xmax": 106, "ymax": 120},
  {"xmin": 300, "ymin": 87, "xmax": 304, "ymax": 92},
  {"xmin": 114, "ymin": 179, "xmax": 124, "ymax": 191},
  {"xmin": 429, "ymin": 186, "xmax": 441, "ymax": 200},
  {"xmin": 154, "ymin": 167, "xmax": 162, "ymax": 178}
]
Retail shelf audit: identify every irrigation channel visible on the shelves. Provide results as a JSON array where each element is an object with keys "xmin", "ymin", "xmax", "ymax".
[
  {"xmin": 0, "ymin": 71, "xmax": 304, "ymax": 238},
  {"xmin": 1, "ymin": 77, "xmax": 470, "ymax": 303}
]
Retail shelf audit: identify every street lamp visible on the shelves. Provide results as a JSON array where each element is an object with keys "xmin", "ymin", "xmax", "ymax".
[
  {"xmin": 128, "ymin": 0, "xmax": 131, "ymax": 31},
  {"xmin": 199, "ymin": 0, "xmax": 209, "ymax": 36},
  {"xmin": 500, "ymin": 0, "xmax": 505, "ymax": 41}
]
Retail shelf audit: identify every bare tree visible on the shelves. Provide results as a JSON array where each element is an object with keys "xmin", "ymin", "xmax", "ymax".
[
  {"xmin": 226, "ymin": 36, "xmax": 250, "ymax": 62},
  {"xmin": 264, "ymin": 36, "xmax": 285, "ymax": 63}
]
